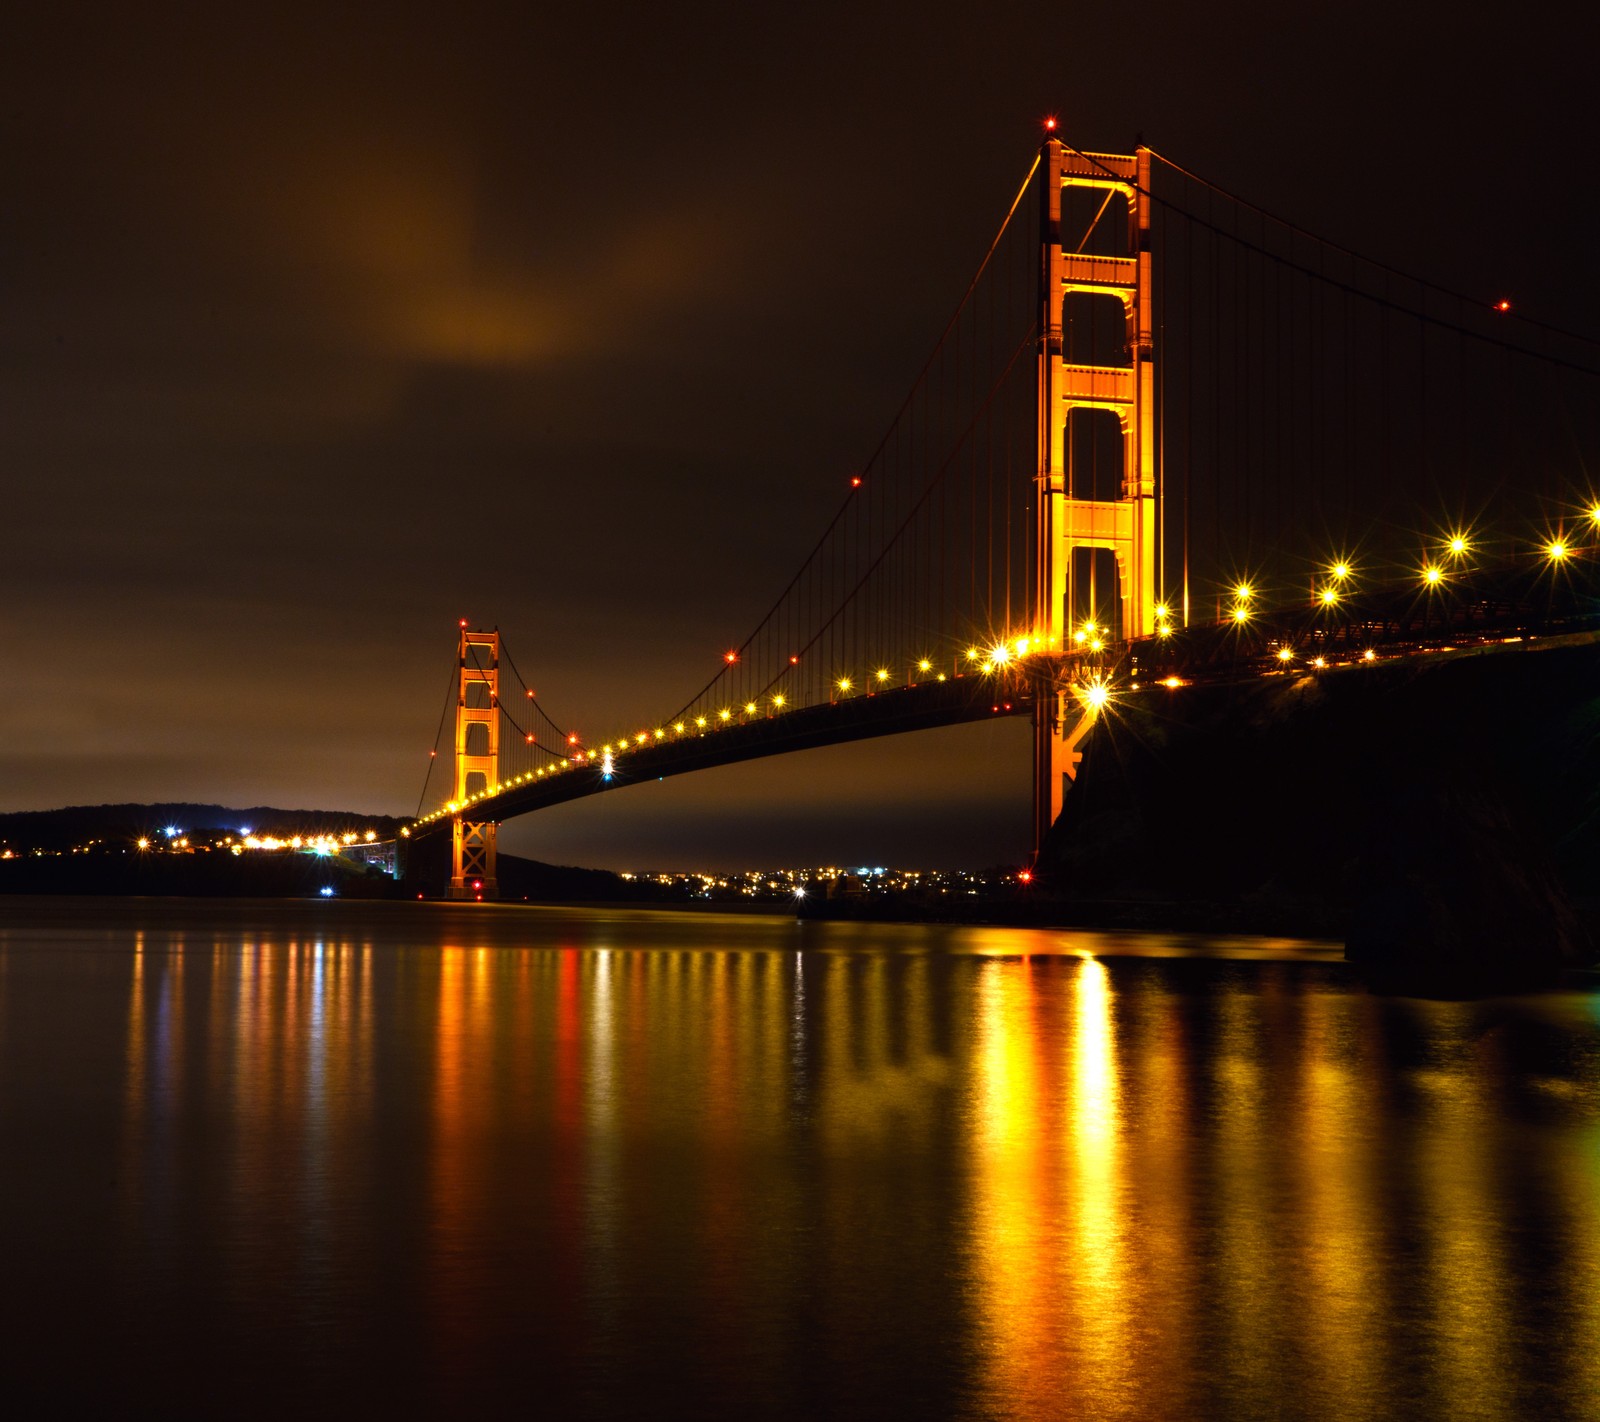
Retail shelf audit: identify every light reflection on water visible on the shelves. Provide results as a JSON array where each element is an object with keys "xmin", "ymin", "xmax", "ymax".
[{"xmin": 0, "ymin": 899, "xmax": 1597, "ymax": 1418}]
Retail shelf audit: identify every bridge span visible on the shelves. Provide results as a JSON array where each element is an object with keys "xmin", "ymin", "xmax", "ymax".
[
  {"xmin": 414, "ymin": 673, "xmax": 1034, "ymax": 836},
  {"xmin": 410, "ymin": 566, "xmax": 1599, "ymax": 861}
]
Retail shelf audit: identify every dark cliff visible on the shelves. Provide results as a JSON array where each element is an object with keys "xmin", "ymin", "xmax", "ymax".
[{"xmin": 1038, "ymin": 635, "xmax": 1599, "ymax": 992}]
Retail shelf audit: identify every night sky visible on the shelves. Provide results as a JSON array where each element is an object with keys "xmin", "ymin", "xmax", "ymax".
[{"xmin": 4, "ymin": 3, "xmax": 1589, "ymax": 869}]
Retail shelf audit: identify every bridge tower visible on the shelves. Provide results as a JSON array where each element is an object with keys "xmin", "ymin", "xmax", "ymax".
[
  {"xmin": 450, "ymin": 626, "xmax": 500, "ymax": 899},
  {"xmin": 1033, "ymin": 138, "xmax": 1160, "ymax": 851}
]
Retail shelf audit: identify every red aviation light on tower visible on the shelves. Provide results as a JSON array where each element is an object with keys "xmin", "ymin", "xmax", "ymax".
[
  {"xmin": 1042, "ymin": 115, "xmax": 1059, "ymax": 134},
  {"xmin": 724, "ymin": 650, "xmax": 738, "ymax": 664},
  {"xmin": 1494, "ymin": 299, "xmax": 1512, "ymax": 313},
  {"xmin": 850, "ymin": 476, "xmax": 862, "ymax": 488},
  {"xmin": 458, "ymin": 618, "xmax": 469, "ymax": 628}
]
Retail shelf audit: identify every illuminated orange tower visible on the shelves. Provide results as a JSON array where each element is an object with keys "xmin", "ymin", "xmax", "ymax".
[
  {"xmin": 1034, "ymin": 138, "xmax": 1160, "ymax": 849},
  {"xmin": 450, "ymin": 627, "xmax": 500, "ymax": 899}
]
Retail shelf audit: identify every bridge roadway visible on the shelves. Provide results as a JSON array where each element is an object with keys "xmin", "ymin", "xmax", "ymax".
[
  {"xmin": 414, "ymin": 672, "xmax": 1038, "ymax": 837},
  {"xmin": 411, "ymin": 568, "xmax": 1598, "ymax": 838}
]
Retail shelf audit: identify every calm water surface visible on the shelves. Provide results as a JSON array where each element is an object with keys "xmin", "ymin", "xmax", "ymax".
[{"xmin": 0, "ymin": 897, "xmax": 1596, "ymax": 1418}]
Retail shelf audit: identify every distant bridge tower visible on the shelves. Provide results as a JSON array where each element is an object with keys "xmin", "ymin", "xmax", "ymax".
[
  {"xmin": 1034, "ymin": 138, "xmax": 1160, "ymax": 850},
  {"xmin": 450, "ymin": 626, "xmax": 500, "ymax": 899}
]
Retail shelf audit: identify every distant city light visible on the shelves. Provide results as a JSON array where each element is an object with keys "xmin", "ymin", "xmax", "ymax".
[{"xmin": 319, "ymin": 886, "xmax": 335, "ymax": 897}]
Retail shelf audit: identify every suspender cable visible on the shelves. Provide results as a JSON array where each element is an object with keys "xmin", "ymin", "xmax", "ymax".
[{"xmin": 413, "ymin": 652, "xmax": 460, "ymax": 819}]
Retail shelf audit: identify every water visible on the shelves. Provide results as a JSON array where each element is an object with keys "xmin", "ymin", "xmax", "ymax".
[{"xmin": 1, "ymin": 898, "xmax": 1597, "ymax": 1419}]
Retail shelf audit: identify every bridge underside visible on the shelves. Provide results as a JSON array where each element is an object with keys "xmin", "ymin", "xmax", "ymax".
[
  {"xmin": 411, "ymin": 566, "xmax": 1599, "ymax": 846},
  {"xmin": 412, "ymin": 676, "xmax": 1036, "ymax": 839}
]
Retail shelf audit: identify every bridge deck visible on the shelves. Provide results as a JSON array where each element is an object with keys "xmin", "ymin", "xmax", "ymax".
[
  {"xmin": 413, "ymin": 569, "xmax": 1598, "ymax": 838},
  {"xmin": 413, "ymin": 676, "xmax": 1033, "ymax": 838}
]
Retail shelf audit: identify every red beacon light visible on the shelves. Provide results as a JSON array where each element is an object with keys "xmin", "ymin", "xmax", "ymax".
[
  {"xmin": 850, "ymin": 476, "xmax": 862, "ymax": 488},
  {"xmin": 1494, "ymin": 299, "xmax": 1511, "ymax": 312},
  {"xmin": 458, "ymin": 618, "xmax": 469, "ymax": 627},
  {"xmin": 724, "ymin": 650, "xmax": 738, "ymax": 663},
  {"xmin": 1043, "ymin": 116, "xmax": 1058, "ymax": 132}
]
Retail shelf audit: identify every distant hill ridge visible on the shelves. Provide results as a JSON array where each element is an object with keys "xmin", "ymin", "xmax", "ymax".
[
  {"xmin": 0, "ymin": 803, "xmax": 665, "ymax": 904},
  {"xmin": 0, "ymin": 803, "xmax": 406, "ymax": 852}
]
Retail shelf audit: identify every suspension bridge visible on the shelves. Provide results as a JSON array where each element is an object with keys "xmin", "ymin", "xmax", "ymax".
[{"xmin": 404, "ymin": 130, "xmax": 1600, "ymax": 898}]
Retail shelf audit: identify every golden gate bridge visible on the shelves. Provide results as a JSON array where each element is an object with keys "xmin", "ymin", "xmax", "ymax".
[{"xmin": 404, "ymin": 131, "xmax": 1600, "ymax": 897}]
